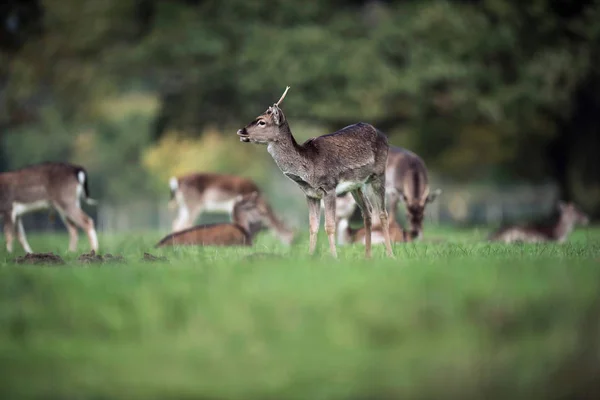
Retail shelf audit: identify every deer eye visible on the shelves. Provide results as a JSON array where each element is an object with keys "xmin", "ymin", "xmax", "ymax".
[{"xmin": 258, "ymin": 120, "xmax": 266, "ymax": 126}]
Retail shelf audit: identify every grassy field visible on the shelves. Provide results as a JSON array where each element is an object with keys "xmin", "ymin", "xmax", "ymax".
[{"xmin": 1, "ymin": 225, "xmax": 599, "ymax": 400}]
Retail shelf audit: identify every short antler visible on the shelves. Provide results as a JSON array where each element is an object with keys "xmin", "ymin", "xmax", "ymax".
[{"xmin": 275, "ymin": 86, "xmax": 290, "ymax": 107}]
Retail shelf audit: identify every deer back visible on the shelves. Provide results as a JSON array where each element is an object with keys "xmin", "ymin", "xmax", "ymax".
[{"xmin": 156, "ymin": 223, "xmax": 251, "ymax": 247}]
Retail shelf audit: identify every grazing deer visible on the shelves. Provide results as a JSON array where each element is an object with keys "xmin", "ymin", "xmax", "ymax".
[
  {"xmin": 0, "ymin": 162, "xmax": 98, "ymax": 253},
  {"xmin": 386, "ymin": 146, "xmax": 441, "ymax": 240},
  {"xmin": 156, "ymin": 192, "xmax": 271, "ymax": 247},
  {"xmin": 169, "ymin": 172, "xmax": 294, "ymax": 245},
  {"xmin": 489, "ymin": 201, "xmax": 589, "ymax": 244},
  {"xmin": 335, "ymin": 146, "xmax": 441, "ymax": 242},
  {"xmin": 237, "ymin": 87, "xmax": 394, "ymax": 258}
]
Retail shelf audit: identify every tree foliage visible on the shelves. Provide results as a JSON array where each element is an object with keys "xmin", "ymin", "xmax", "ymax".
[{"xmin": 1, "ymin": 0, "xmax": 599, "ymax": 214}]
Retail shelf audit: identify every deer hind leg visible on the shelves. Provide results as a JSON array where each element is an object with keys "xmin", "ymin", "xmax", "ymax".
[
  {"xmin": 306, "ymin": 197, "xmax": 321, "ymax": 255},
  {"xmin": 60, "ymin": 205, "xmax": 98, "ymax": 252},
  {"xmin": 323, "ymin": 193, "xmax": 338, "ymax": 258},
  {"xmin": 351, "ymin": 188, "xmax": 373, "ymax": 259},
  {"xmin": 3, "ymin": 213, "xmax": 16, "ymax": 253},
  {"xmin": 16, "ymin": 217, "xmax": 33, "ymax": 254},
  {"xmin": 368, "ymin": 177, "xmax": 395, "ymax": 258}
]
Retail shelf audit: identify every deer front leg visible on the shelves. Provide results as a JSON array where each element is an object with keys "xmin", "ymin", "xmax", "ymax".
[
  {"xmin": 351, "ymin": 188, "xmax": 373, "ymax": 259},
  {"xmin": 16, "ymin": 217, "xmax": 33, "ymax": 254},
  {"xmin": 323, "ymin": 193, "xmax": 338, "ymax": 258},
  {"xmin": 306, "ymin": 196, "xmax": 321, "ymax": 255}
]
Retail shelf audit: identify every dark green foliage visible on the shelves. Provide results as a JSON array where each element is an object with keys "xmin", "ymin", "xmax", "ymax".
[{"xmin": 1, "ymin": 0, "xmax": 600, "ymax": 214}]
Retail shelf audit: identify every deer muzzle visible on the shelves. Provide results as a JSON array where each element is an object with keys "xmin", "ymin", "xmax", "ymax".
[{"xmin": 237, "ymin": 128, "xmax": 250, "ymax": 142}]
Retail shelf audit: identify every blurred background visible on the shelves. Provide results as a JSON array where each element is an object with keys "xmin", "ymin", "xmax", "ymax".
[{"xmin": 1, "ymin": 0, "xmax": 599, "ymax": 233}]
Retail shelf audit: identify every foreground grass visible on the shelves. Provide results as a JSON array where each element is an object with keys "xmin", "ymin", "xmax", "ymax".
[{"xmin": 0, "ymin": 226, "xmax": 599, "ymax": 399}]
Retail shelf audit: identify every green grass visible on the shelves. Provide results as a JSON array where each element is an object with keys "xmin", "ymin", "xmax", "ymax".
[{"xmin": 1, "ymin": 226, "xmax": 599, "ymax": 400}]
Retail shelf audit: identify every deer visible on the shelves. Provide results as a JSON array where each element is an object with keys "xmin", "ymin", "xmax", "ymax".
[
  {"xmin": 237, "ymin": 86, "xmax": 394, "ymax": 259},
  {"xmin": 337, "ymin": 204, "xmax": 411, "ymax": 245},
  {"xmin": 334, "ymin": 146, "xmax": 441, "ymax": 243},
  {"xmin": 0, "ymin": 162, "xmax": 99, "ymax": 254},
  {"xmin": 156, "ymin": 191, "xmax": 272, "ymax": 247},
  {"xmin": 168, "ymin": 172, "xmax": 295, "ymax": 245},
  {"xmin": 488, "ymin": 201, "xmax": 589, "ymax": 244}
]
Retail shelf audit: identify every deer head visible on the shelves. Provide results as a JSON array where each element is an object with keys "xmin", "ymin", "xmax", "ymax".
[
  {"xmin": 402, "ymin": 187, "xmax": 441, "ymax": 239},
  {"xmin": 558, "ymin": 201, "xmax": 589, "ymax": 226},
  {"xmin": 232, "ymin": 191, "xmax": 274, "ymax": 236},
  {"xmin": 237, "ymin": 87, "xmax": 290, "ymax": 145}
]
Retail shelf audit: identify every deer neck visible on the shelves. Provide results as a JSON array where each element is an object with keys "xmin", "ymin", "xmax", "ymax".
[
  {"xmin": 266, "ymin": 123, "xmax": 307, "ymax": 175},
  {"xmin": 553, "ymin": 213, "xmax": 575, "ymax": 242},
  {"xmin": 336, "ymin": 218, "xmax": 355, "ymax": 245}
]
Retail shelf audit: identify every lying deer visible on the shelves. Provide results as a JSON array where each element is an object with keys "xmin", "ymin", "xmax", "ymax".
[
  {"xmin": 156, "ymin": 192, "xmax": 271, "ymax": 247},
  {"xmin": 338, "ymin": 214, "xmax": 411, "ymax": 245},
  {"xmin": 0, "ymin": 162, "xmax": 98, "ymax": 253},
  {"xmin": 169, "ymin": 172, "xmax": 294, "ymax": 244},
  {"xmin": 237, "ymin": 87, "xmax": 394, "ymax": 258},
  {"xmin": 335, "ymin": 146, "xmax": 441, "ymax": 243},
  {"xmin": 488, "ymin": 201, "xmax": 589, "ymax": 243}
]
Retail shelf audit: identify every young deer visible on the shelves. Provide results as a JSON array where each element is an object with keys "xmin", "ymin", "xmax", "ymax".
[
  {"xmin": 169, "ymin": 172, "xmax": 294, "ymax": 244},
  {"xmin": 156, "ymin": 192, "xmax": 271, "ymax": 247},
  {"xmin": 338, "ymin": 211, "xmax": 411, "ymax": 245},
  {"xmin": 335, "ymin": 146, "xmax": 441, "ymax": 242},
  {"xmin": 0, "ymin": 162, "xmax": 98, "ymax": 253},
  {"xmin": 237, "ymin": 87, "xmax": 394, "ymax": 258},
  {"xmin": 489, "ymin": 201, "xmax": 589, "ymax": 243}
]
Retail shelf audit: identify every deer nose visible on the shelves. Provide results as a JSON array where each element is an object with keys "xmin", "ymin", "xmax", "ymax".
[{"xmin": 237, "ymin": 128, "xmax": 246, "ymax": 136}]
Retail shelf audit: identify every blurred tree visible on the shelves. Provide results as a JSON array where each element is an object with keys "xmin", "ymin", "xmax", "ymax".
[{"xmin": 1, "ymin": 0, "xmax": 599, "ymax": 215}]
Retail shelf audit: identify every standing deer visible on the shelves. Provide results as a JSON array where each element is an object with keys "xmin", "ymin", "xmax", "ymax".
[
  {"xmin": 237, "ymin": 87, "xmax": 394, "ymax": 258},
  {"xmin": 0, "ymin": 162, "xmax": 98, "ymax": 253},
  {"xmin": 335, "ymin": 146, "xmax": 441, "ymax": 243},
  {"xmin": 169, "ymin": 172, "xmax": 294, "ymax": 244},
  {"xmin": 156, "ymin": 192, "xmax": 271, "ymax": 247},
  {"xmin": 488, "ymin": 201, "xmax": 589, "ymax": 243}
]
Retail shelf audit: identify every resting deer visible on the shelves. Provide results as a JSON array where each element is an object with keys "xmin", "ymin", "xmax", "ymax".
[
  {"xmin": 0, "ymin": 162, "xmax": 98, "ymax": 253},
  {"xmin": 156, "ymin": 192, "xmax": 271, "ymax": 247},
  {"xmin": 335, "ymin": 146, "xmax": 441, "ymax": 243},
  {"xmin": 338, "ymin": 210, "xmax": 411, "ymax": 245},
  {"xmin": 237, "ymin": 87, "xmax": 394, "ymax": 258},
  {"xmin": 169, "ymin": 172, "xmax": 294, "ymax": 245},
  {"xmin": 488, "ymin": 201, "xmax": 589, "ymax": 243}
]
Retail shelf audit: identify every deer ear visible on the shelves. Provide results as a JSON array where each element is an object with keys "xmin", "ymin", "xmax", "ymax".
[
  {"xmin": 270, "ymin": 105, "xmax": 285, "ymax": 126},
  {"xmin": 426, "ymin": 188, "xmax": 442, "ymax": 204}
]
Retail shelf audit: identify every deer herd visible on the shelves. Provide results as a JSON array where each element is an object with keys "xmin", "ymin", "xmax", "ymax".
[{"xmin": 0, "ymin": 87, "xmax": 590, "ymax": 257}]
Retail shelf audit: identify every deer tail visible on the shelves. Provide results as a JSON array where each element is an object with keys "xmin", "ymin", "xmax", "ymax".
[{"xmin": 76, "ymin": 168, "xmax": 98, "ymax": 206}]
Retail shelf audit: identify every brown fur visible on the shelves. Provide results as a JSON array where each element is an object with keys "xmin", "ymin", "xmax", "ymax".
[
  {"xmin": 342, "ymin": 219, "xmax": 411, "ymax": 245},
  {"xmin": 157, "ymin": 192, "xmax": 269, "ymax": 247},
  {"xmin": 170, "ymin": 172, "xmax": 294, "ymax": 244},
  {"xmin": 0, "ymin": 162, "xmax": 98, "ymax": 253},
  {"xmin": 489, "ymin": 202, "xmax": 589, "ymax": 243},
  {"xmin": 386, "ymin": 146, "xmax": 441, "ymax": 240},
  {"xmin": 156, "ymin": 223, "xmax": 251, "ymax": 247},
  {"xmin": 237, "ymin": 88, "xmax": 394, "ymax": 258}
]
